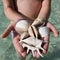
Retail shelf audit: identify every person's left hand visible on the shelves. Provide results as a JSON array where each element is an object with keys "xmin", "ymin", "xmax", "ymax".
[{"xmin": 33, "ymin": 22, "xmax": 58, "ymax": 58}]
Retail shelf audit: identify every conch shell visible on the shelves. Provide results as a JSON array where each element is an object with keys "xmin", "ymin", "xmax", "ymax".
[
  {"xmin": 28, "ymin": 26, "xmax": 38, "ymax": 38},
  {"xmin": 19, "ymin": 36, "xmax": 45, "ymax": 57}
]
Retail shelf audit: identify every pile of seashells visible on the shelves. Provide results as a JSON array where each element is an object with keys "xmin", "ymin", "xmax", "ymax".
[{"xmin": 15, "ymin": 20, "xmax": 49, "ymax": 57}]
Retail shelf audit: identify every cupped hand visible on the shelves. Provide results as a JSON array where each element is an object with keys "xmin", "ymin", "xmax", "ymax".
[{"xmin": 34, "ymin": 22, "xmax": 59, "ymax": 58}]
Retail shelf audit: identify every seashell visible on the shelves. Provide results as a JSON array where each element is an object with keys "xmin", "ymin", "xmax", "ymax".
[
  {"xmin": 19, "ymin": 37, "xmax": 45, "ymax": 57},
  {"xmin": 28, "ymin": 26, "xmax": 38, "ymax": 38},
  {"xmin": 15, "ymin": 20, "xmax": 29, "ymax": 34},
  {"xmin": 20, "ymin": 37, "xmax": 36, "ymax": 46},
  {"xmin": 38, "ymin": 26, "xmax": 49, "ymax": 37},
  {"xmin": 22, "ymin": 43, "xmax": 43, "ymax": 57}
]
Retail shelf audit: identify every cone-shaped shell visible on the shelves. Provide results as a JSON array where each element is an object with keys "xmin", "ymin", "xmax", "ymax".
[{"xmin": 28, "ymin": 26, "xmax": 38, "ymax": 38}]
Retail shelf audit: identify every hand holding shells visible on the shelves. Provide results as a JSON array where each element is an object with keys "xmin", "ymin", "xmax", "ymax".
[{"xmin": 15, "ymin": 20, "xmax": 49, "ymax": 57}]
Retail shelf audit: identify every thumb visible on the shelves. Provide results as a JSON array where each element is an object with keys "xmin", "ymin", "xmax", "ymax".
[
  {"xmin": 47, "ymin": 22, "xmax": 59, "ymax": 37},
  {"xmin": 0, "ymin": 23, "xmax": 13, "ymax": 38}
]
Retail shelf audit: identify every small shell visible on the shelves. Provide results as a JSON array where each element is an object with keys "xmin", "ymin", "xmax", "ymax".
[
  {"xmin": 15, "ymin": 20, "xmax": 29, "ymax": 34},
  {"xmin": 28, "ymin": 26, "xmax": 35, "ymax": 37},
  {"xmin": 32, "ymin": 26, "xmax": 38, "ymax": 38},
  {"xmin": 28, "ymin": 26, "xmax": 38, "ymax": 38},
  {"xmin": 39, "ymin": 26, "xmax": 49, "ymax": 37}
]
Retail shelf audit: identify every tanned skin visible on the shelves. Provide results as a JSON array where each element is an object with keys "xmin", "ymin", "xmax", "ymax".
[{"xmin": 1, "ymin": 0, "xmax": 58, "ymax": 58}]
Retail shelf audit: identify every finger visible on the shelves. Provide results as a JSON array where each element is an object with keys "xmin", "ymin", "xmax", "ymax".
[
  {"xmin": 44, "ymin": 34, "xmax": 50, "ymax": 41},
  {"xmin": 42, "ymin": 35, "xmax": 49, "ymax": 54},
  {"xmin": 0, "ymin": 23, "xmax": 13, "ymax": 38},
  {"xmin": 12, "ymin": 31, "xmax": 27, "ymax": 57},
  {"xmin": 47, "ymin": 22, "xmax": 59, "ymax": 37},
  {"xmin": 21, "ymin": 51, "xmax": 27, "ymax": 57},
  {"xmin": 13, "ymin": 32, "xmax": 24, "ymax": 52},
  {"xmin": 34, "ymin": 51, "xmax": 41, "ymax": 58}
]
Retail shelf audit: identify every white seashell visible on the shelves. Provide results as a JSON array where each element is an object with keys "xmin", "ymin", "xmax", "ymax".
[
  {"xmin": 20, "ymin": 37, "xmax": 43, "ymax": 46},
  {"xmin": 15, "ymin": 20, "xmax": 29, "ymax": 34},
  {"xmin": 22, "ymin": 43, "xmax": 43, "ymax": 57},
  {"xmin": 32, "ymin": 26, "xmax": 38, "ymax": 38},
  {"xmin": 20, "ymin": 37, "xmax": 36, "ymax": 46},
  {"xmin": 28, "ymin": 26, "xmax": 38, "ymax": 38},
  {"xmin": 28, "ymin": 26, "xmax": 35, "ymax": 38},
  {"xmin": 19, "ymin": 37, "xmax": 45, "ymax": 57},
  {"xmin": 38, "ymin": 26, "xmax": 49, "ymax": 37}
]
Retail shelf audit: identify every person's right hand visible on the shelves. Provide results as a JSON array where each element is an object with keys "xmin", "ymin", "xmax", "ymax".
[
  {"xmin": 12, "ymin": 30, "xmax": 27, "ymax": 58},
  {"xmin": 0, "ymin": 22, "xmax": 27, "ymax": 57}
]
